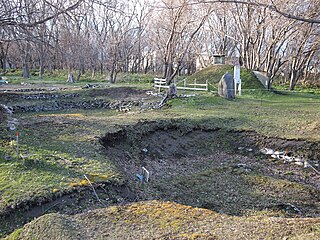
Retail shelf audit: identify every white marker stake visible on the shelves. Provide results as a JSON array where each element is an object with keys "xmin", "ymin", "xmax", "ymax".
[
  {"xmin": 16, "ymin": 131, "xmax": 19, "ymax": 157},
  {"xmin": 142, "ymin": 167, "xmax": 149, "ymax": 182},
  {"xmin": 234, "ymin": 65, "xmax": 241, "ymax": 96}
]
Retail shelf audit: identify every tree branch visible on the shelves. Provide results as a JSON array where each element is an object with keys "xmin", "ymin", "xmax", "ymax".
[{"xmin": 197, "ymin": 0, "xmax": 320, "ymax": 24}]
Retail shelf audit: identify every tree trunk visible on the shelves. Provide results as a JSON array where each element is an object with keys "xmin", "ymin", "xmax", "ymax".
[
  {"xmin": 23, "ymin": 63, "xmax": 30, "ymax": 79},
  {"xmin": 109, "ymin": 67, "xmax": 116, "ymax": 83},
  {"xmin": 0, "ymin": 42, "xmax": 8, "ymax": 74},
  {"xmin": 91, "ymin": 68, "xmax": 95, "ymax": 78},
  {"xmin": 289, "ymin": 70, "xmax": 300, "ymax": 90},
  {"xmin": 67, "ymin": 73, "xmax": 75, "ymax": 83},
  {"xmin": 100, "ymin": 62, "xmax": 103, "ymax": 75},
  {"xmin": 1, "ymin": 58, "xmax": 6, "ymax": 73},
  {"xmin": 76, "ymin": 69, "xmax": 81, "ymax": 82},
  {"xmin": 164, "ymin": 63, "xmax": 174, "ymax": 84},
  {"xmin": 144, "ymin": 57, "xmax": 149, "ymax": 74},
  {"xmin": 39, "ymin": 57, "xmax": 45, "ymax": 79}
]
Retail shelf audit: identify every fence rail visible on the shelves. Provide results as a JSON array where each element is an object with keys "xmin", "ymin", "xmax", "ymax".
[{"xmin": 154, "ymin": 78, "xmax": 208, "ymax": 92}]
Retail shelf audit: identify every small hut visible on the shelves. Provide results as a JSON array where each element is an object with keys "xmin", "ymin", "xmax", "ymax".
[{"xmin": 213, "ymin": 54, "xmax": 225, "ymax": 64}]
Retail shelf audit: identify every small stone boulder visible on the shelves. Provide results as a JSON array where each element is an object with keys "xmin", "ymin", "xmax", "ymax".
[
  {"xmin": 0, "ymin": 104, "xmax": 18, "ymax": 131},
  {"xmin": 218, "ymin": 72, "xmax": 235, "ymax": 99}
]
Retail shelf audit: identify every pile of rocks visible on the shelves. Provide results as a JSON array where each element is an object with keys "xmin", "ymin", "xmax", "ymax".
[
  {"xmin": 20, "ymin": 93, "xmax": 80, "ymax": 100},
  {"xmin": 0, "ymin": 87, "xmax": 68, "ymax": 93},
  {"xmin": 260, "ymin": 148, "xmax": 319, "ymax": 174},
  {"xmin": 11, "ymin": 99, "xmax": 145, "ymax": 113}
]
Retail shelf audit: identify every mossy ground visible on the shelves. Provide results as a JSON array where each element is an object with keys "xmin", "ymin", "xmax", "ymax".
[{"xmin": 7, "ymin": 201, "xmax": 320, "ymax": 240}]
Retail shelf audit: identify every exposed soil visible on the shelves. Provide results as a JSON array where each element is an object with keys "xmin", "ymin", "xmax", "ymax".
[
  {"xmin": 88, "ymin": 87, "xmax": 147, "ymax": 100},
  {"xmin": 100, "ymin": 121, "xmax": 320, "ymax": 217}
]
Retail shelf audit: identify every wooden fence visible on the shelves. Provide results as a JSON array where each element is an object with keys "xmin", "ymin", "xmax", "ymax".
[{"xmin": 154, "ymin": 78, "xmax": 208, "ymax": 93}]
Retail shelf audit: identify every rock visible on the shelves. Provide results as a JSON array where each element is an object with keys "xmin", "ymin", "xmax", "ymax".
[
  {"xmin": 304, "ymin": 161, "xmax": 311, "ymax": 168},
  {"xmin": 284, "ymin": 156, "xmax": 294, "ymax": 162},
  {"xmin": 82, "ymin": 84, "xmax": 100, "ymax": 89},
  {"xmin": 218, "ymin": 72, "xmax": 235, "ymax": 99},
  {"xmin": 0, "ymin": 104, "xmax": 18, "ymax": 131},
  {"xmin": 294, "ymin": 161, "xmax": 304, "ymax": 166},
  {"xmin": 260, "ymin": 148, "xmax": 274, "ymax": 155}
]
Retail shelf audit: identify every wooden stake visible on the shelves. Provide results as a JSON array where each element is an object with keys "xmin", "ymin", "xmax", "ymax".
[{"xmin": 16, "ymin": 131, "xmax": 19, "ymax": 158}]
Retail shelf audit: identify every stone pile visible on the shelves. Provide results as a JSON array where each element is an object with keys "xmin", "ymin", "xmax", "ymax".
[
  {"xmin": 82, "ymin": 84, "xmax": 101, "ymax": 89},
  {"xmin": 11, "ymin": 99, "xmax": 145, "ymax": 113},
  {"xmin": 260, "ymin": 148, "xmax": 319, "ymax": 174},
  {"xmin": 20, "ymin": 93, "xmax": 80, "ymax": 100},
  {"xmin": 0, "ymin": 87, "xmax": 67, "ymax": 93}
]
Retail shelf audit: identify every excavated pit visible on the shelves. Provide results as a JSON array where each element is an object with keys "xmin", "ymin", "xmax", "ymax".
[
  {"xmin": 1, "ymin": 120, "xmax": 320, "ymax": 238},
  {"xmin": 100, "ymin": 120, "xmax": 320, "ymax": 217}
]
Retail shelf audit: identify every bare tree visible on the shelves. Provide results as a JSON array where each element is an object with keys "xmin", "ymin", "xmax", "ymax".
[
  {"xmin": 285, "ymin": 23, "xmax": 320, "ymax": 90},
  {"xmin": 150, "ymin": 0, "xmax": 210, "ymax": 84},
  {"xmin": 195, "ymin": 0, "xmax": 320, "ymax": 24}
]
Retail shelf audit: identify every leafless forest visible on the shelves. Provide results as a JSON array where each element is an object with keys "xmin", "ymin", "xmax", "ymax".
[{"xmin": 1, "ymin": 0, "xmax": 319, "ymax": 89}]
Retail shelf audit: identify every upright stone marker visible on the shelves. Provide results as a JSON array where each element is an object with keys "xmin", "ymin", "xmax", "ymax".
[
  {"xmin": 234, "ymin": 64, "xmax": 241, "ymax": 96},
  {"xmin": 218, "ymin": 72, "xmax": 235, "ymax": 99}
]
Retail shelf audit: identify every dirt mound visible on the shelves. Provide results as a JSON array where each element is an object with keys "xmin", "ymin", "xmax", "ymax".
[
  {"xmin": 89, "ymin": 87, "xmax": 147, "ymax": 99},
  {"xmin": 9, "ymin": 201, "xmax": 320, "ymax": 240}
]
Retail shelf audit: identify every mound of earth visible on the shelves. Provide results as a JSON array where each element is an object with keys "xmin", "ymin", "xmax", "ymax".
[
  {"xmin": 187, "ymin": 65, "xmax": 264, "ymax": 90},
  {"xmin": 88, "ymin": 87, "xmax": 147, "ymax": 100},
  {"xmin": 9, "ymin": 201, "xmax": 320, "ymax": 240}
]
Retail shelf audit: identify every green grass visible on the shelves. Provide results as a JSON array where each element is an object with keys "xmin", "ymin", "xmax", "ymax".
[
  {"xmin": 152, "ymin": 167, "xmax": 319, "ymax": 217},
  {"xmin": 167, "ymin": 90, "xmax": 320, "ymax": 140},
  {"xmin": 0, "ymin": 110, "xmax": 122, "ymax": 215},
  {"xmin": 185, "ymin": 65, "xmax": 264, "ymax": 91},
  {"xmin": 3, "ymin": 69, "xmax": 156, "ymax": 85}
]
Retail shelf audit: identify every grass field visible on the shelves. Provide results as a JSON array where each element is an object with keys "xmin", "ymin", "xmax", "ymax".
[{"xmin": 1, "ymin": 66, "xmax": 320, "ymax": 239}]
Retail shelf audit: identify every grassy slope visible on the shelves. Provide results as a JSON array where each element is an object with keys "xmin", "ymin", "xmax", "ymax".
[
  {"xmin": 186, "ymin": 64, "xmax": 264, "ymax": 90},
  {"xmin": 8, "ymin": 201, "xmax": 320, "ymax": 240},
  {"xmin": 0, "ymin": 111, "xmax": 121, "ymax": 211}
]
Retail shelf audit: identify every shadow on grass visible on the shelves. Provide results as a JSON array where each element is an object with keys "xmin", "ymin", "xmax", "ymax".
[{"xmin": 151, "ymin": 167, "xmax": 319, "ymax": 217}]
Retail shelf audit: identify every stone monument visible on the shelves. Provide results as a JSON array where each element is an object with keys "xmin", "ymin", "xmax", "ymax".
[{"xmin": 218, "ymin": 72, "xmax": 235, "ymax": 99}]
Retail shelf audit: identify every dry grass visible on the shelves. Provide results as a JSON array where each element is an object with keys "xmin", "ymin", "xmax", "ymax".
[{"xmin": 8, "ymin": 200, "xmax": 320, "ymax": 240}]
